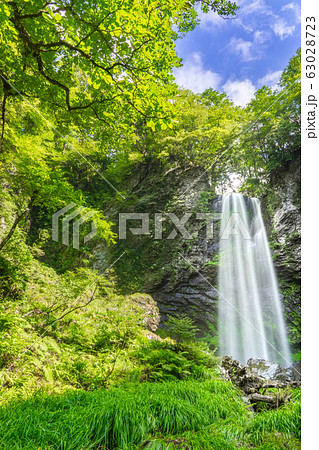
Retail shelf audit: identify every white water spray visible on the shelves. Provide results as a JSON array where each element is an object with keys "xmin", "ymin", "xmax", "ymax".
[{"xmin": 218, "ymin": 193, "xmax": 291, "ymax": 366}]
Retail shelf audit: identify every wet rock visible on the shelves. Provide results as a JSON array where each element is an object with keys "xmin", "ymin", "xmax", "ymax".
[
  {"xmin": 222, "ymin": 356, "xmax": 300, "ymax": 410},
  {"xmin": 246, "ymin": 358, "xmax": 299, "ymax": 382},
  {"xmin": 246, "ymin": 358, "xmax": 279, "ymax": 379}
]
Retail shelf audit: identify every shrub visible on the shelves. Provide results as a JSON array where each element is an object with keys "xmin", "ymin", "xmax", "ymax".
[{"xmin": 165, "ymin": 314, "xmax": 199, "ymax": 343}]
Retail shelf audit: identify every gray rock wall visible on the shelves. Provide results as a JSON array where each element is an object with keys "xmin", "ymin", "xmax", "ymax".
[
  {"xmin": 267, "ymin": 155, "xmax": 301, "ymax": 282},
  {"xmin": 95, "ymin": 157, "xmax": 301, "ymax": 345},
  {"xmin": 152, "ymin": 157, "xmax": 301, "ymax": 343},
  {"xmin": 151, "ymin": 195, "xmax": 221, "ymax": 334},
  {"xmin": 263, "ymin": 155, "xmax": 301, "ymax": 355}
]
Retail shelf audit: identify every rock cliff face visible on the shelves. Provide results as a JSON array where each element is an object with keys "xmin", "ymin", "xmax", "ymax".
[
  {"xmin": 266, "ymin": 155, "xmax": 301, "ymax": 283},
  {"xmin": 148, "ymin": 191, "xmax": 221, "ymax": 336},
  {"xmin": 151, "ymin": 256, "xmax": 219, "ymax": 334},
  {"xmin": 151, "ymin": 156, "xmax": 301, "ymax": 344},
  {"xmin": 97, "ymin": 156, "xmax": 301, "ymax": 346},
  {"xmin": 262, "ymin": 155, "xmax": 301, "ymax": 355}
]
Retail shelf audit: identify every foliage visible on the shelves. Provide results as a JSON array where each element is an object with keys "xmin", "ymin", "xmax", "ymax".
[
  {"xmin": 281, "ymin": 284, "xmax": 301, "ymax": 358},
  {"xmin": 0, "ymin": 0, "xmax": 240, "ymax": 257},
  {"xmin": 0, "ymin": 2, "xmax": 301, "ymax": 447},
  {"xmin": 204, "ymin": 253, "xmax": 220, "ymax": 267},
  {"xmin": 0, "ymin": 239, "xmax": 221, "ymax": 403},
  {"xmin": 201, "ymin": 322, "xmax": 219, "ymax": 350},
  {"xmin": 231, "ymin": 49, "xmax": 301, "ymax": 197},
  {"xmin": 0, "ymin": 0, "xmax": 237, "ymax": 142},
  {"xmin": 136, "ymin": 339, "xmax": 219, "ymax": 382},
  {"xmin": 130, "ymin": 88, "xmax": 244, "ymax": 171},
  {"xmin": 0, "ymin": 104, "xmax": 116, "ymax": 255},
  {"xmin": 0, "ymin": 380, "xmax": 300, "ymax": 449},
  {"xmin": 164, "ymin": 314, "xmax": 199, "ymax": 343}
]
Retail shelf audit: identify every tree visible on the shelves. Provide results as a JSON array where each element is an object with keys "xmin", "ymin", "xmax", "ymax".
[
  {"xmin": 0, "ymin": 0, "xmax": 241, "ymax": 252},
  {"xmin": 230, "ymin": 49, "xmax": 301, "ymax": 194},
  {"xmin": 0, "ymin": 0, "xmax": 238, "ymax": 141},
  {"xmin": 126, "ymin": 88, "xmax": 244, "ymax": 176},
  {"xmin": 0, "ymin": 101, "xmax": 115, "ymax": 252}
]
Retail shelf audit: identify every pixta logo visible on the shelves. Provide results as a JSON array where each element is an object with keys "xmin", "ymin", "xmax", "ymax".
[
  {"xmin": 52, "ymin": 203, "xmax": 97, "ymax": 249},
  {"xmin": 118, "ymin": 212, "xmax": 252, "ymax": 240},
  {"xmin": 118, "ymin": 213, "xmax": 215, "ymax": 240}
]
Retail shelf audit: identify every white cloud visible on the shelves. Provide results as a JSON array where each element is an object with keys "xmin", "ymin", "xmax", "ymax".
[
  {"xmin": 270, "ymin": 3, "xmax": 300, "ymax": 40},
  {"xmin": 253, "ymin": 30, "xmax": 271, "ymax": 44},
  {"xmin": 173, "ymin": 53, "xmax": 221, "ymax": 93},
  {"xmin": 281, "ymin": 2, "xmax": 301, "ymax": 23},
  {"xmin": 237, "ymin": 0, "xmax": 268, "ymax": 15},
  {"xmin": 197, "ymin": 9, "xmax": 227, "ymax": 30},
  {"xmin": 197, "ymin": 0, "xmax": 268, "ymax": 33},
  {"xmin": 272, "ymin": 18, "xmax": 295, "ymax": 40},
  {"xmin": 196, "ymin": 0, "xmax": 299, "ymax": 45},
  {"xmin": 258, "ymin": 70, "xmax": 282, "ymax": 88},
  {"xmin": 222, "ymin": 79, "xmax": 256, "ymax": 106},
  {"xmin": 281, "ymin": 2, "xmax": 295, "ymax": 11},
  {"xmin": 228, "ymin": 37, "xmax": 255, "ymax": 61}
]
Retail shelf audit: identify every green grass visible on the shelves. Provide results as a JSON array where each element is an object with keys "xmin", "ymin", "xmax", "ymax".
[{"xmin": 0, "ymin": 380, "xmax": 300, "ymax": 449}]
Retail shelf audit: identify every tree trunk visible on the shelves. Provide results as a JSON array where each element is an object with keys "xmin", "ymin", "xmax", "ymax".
[{"xmin": 0, "ymin": 198, "xmax": 34, "ymax": 252}]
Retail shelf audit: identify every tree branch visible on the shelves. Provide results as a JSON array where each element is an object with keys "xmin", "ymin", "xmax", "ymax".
[{"xmin": 0, "ymin": 197, "xmax": 35, "ymax": 252}]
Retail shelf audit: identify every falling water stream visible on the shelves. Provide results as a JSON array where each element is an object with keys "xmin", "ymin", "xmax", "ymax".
[{"xmin": 218, "ymin": 193, "xmax": 291, "ymax": 366}]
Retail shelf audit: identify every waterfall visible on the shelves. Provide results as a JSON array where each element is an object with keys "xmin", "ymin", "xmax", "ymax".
[{"xmin": 218, "ymin": 193, "xmax": 291, "ymax": 366}]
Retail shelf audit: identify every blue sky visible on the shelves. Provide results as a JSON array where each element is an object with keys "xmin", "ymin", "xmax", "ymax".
[{"xmin": 173, "ymin": 0, "xmax": 301, "ymax": 106}]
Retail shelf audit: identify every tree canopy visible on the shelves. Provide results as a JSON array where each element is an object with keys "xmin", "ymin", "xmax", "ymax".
[
  {"xmin": 0, "ymin": 0, "xmax": 300, "ymax": 252},
  {"xmin": 1, "ymin": 0, "xmax": 238, "ymax": 140}
]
